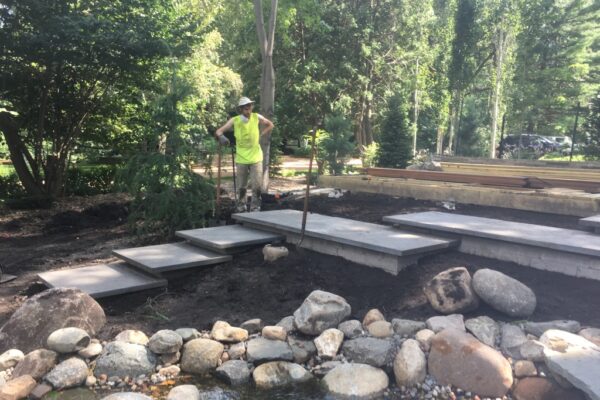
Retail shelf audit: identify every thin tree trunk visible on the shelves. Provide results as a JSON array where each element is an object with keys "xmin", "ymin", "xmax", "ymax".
[
  {"xmin": 490, "ymin": 29, "xmax": 506, "ymax": 159},
  {"xmin": 412, "ymin": 57, "xmax": 420, "ymax": 155}
]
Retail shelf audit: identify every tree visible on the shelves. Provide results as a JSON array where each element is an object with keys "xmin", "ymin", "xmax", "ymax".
[
  {"xmin": 254, "ymin": 0, "xmax": 278, "ymax": 191},
  {"xmin": 584, "ymin": 92, "xmax": 600, "ymax": 159},
  {"xmin": 0, "ymin": 0, "xmax": 198, "ymax": 197},
  {"xmin": 316, "ymin": 114, "xmax": 354, "ymax": 175},
  {"xmin": 377, "ymin": 94, "xmax": 413, "ymax": 168}
]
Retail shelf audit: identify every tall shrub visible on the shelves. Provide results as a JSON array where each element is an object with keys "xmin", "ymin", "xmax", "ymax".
[
  {"xmin": 317, "ymin": 114, "xmax": 354, "ymax": 175},
  {"xmin": 377, "ymin": 94, "xmax": 413, "ymax": 168},
  {"xmin": 584, "ymin": 92, "xmax": 600, "ymax": 160}
]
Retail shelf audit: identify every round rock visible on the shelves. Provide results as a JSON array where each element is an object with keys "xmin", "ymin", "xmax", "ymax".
[
  {"xmin": 215, "ymin": 360, "xmax": 251, "ymax": 386},
  {"xmin": 322, "ymin": 363, "xmax": 389, "ymax": 399},
  {"xmin": 101, "ymin": 393, "xmax": 153, "ymax": 400},
  {"xmin": 252, "ymin": 361, "xmax": 312, "ymax": 389},
  {"xmin": 246, "ymin": 337, "xmax": 293, "ymax": 364},
  {"xmin": 394, "ymin": 339, "xmax": 426, "ymax": 387},
  {"xmin": 472, "ymin": 269, "xmax": 536, "ymax": 317},
  {"xmin": 47, "ymin": 327, "xmax": 90, "ymax": 354},
  {"xmin": 45, "ymin": 357, "xmax": 88, "ymax": 390},
  {"xmin": 175, "ymin": 328, "xmax": 201, "ymax": 342},
  {"xmin": 211, "ymin": 321, "xmax": 248, "ymax": 343},
  {"xmin": 367, "ymin": 320, "xmax": 393, "ymax": 338},
  {"xmin": 148, "ymin": 330, "xmax": 183, "ymax": 354},
  {"xmin": 167, "ymin": 384, "xmax": 200, "ymax": 400},
  {"xmin": 465, "ymin": 316, "xmax": 500, "ymax": 347},
  {"xmin": 293, "ymin": 290, "xmax": 351, "ymax": 335},
  {"xmin": 115, "ymin": 330, "xmax": 149, "ymax": 345},
  {"xmin": 0, "ymin": 349, "xmax": 24, "ymax": 371},
  {"xmin": 423, "ymin": 267, "xmax": 479, "ymax": 314},
  {"xmin": 180, "ymin": 338, "xmax": 224, "ymax": 374},
  {"xmin": 362, "ymin": 309, "xmax": 385, "ymax": 327},
  {"xmin": 341, "ymin": 337, "xmax": 393, "ymax": 368},
  {"xmin": 314, "ymin": 328, "xmax": 344, "ymax": 359},
  {"xmin": 94, "ymin": 341, "xmax": 157, "ymax": 378},
  {"xmin": 338, "ymin": 320, "xmax": 364, "ymax": 339},
  {"xmin": 12, "ymin": 349, "xmax": 58, "ymax": 380}
]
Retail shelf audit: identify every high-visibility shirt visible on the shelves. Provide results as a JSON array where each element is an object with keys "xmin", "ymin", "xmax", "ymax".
[{"xmin": 233, "ymin": 113, "xmax": 262, "ymax": 164}]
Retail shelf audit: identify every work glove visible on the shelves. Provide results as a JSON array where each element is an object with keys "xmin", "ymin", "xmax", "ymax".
[{"xmin": 217, "ymin": 134, "xmax": 230, "ymax": 146}]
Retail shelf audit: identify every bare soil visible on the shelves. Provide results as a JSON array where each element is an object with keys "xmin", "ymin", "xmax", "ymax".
[{"xmin": 1, "ymin": 184, "xmax": 599, "ymax": 341}]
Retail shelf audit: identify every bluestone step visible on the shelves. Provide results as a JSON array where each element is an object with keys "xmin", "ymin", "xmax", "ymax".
[
  {"xmin": 176, "ymin": 224, "xmax": 284, "ymax": 254},
  {"xmin": 580, "ymin": 215, "xmax": 600, "ymax": 233},
  {"xmin": 38, "ymin": 262, "xmax": 167, "ymax": 298},
  {"xmin": 112, "ymin": 242, "xmax": 232, "ymax": 275}
]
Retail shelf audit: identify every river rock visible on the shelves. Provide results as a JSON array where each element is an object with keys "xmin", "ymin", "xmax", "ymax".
[
  {"xmin": 148, "ymin": 330, "xmax": 183, "ymax": 354},
  {"xmin": 579, "ymin": 327, "xmax": 600, "ymax": 347},
  {"xmin": 524, "ymin": 320, "xmax": 581, "ymax": 337},
  {"xmin": 472, "ymin": 269, "xmax": 536, "ymax": 317},
  {"xmin": 45, "ymin": 357, "xmax": 88, "ymax": 389},
  {"xmin": 423, "ymin": 267, "xmax": 479, "ymax": 314},
  {"xmin": 0, "ymin": 349, "xmax": 24, "ymax": 371},
  {"xmin": 322, "ymin": 363, "xmax": 389, "ymax": 399},
  {"xmin": 513, "ymin": 377, "xmax": 587, "ymax": 400},
  {"xmin": 197, "ymin": 387, "xmax": 240, "ymax": 400},
  {"xmin": 342, "ymin": 337, "xmax": 393, "ymax": 367},
  {"xmin": 541, "ymin": 329, "xmax": 600, "ymax": 400},
  {"xmin": 394, "ymin": 339, "xmax": 426, "ymax": 386},
  {"xmin": 167, "ymin": 384, "xmax": 200, "ymax": 400},
  {"xmin": 175, "ymin": 328, "xmax": 201, "ymax": 342},
  {"xmin": 0, "ymin": 288, "xmax": 105, "ymax": 354},
  {"xmin": 362, "ymin": 309, "xmax": 385, "ymax": 327},
  {"xmin": 312, "ymin": 360, "xmax": 342, "ymax": 378},
  {"xmin": 276, "ymin": 316, "xmax": 295, "ymax": 333},
  {"xmin": 115, "ymin": 330, "xmax": 149, "ymax": 345},
  {"xmin": 0, "ymin": 375, "xmax": 36, "ymax": 400},
  {"xmin": 428, "ymin": 329, "xmax": 513, "ymax": 397},
  {"xmin": 215, "ymin": 360, "xmax": 251, "ymax": 386},
  {"xmin": 465, "ymin": 316, "xmax": 500, "ymax": 347},
  {"xmin": 426, "ymin": 314, "xmax": 465, "ymax": 333},
  {"xmin": 227, "ymin": 342, "xmax": 246, "ymax": 360},
  {"xmin": 293, "ymin": 290, "xmax": 351, "ymax": 335},
  {"xmin": 101, "ymin": 393, "xmax": 153, "ymax": 400},
  {"xmin": 252, "ymin": 361, "xmax": 311, "ymax": 389},
  {"xmin": 211, "ymin": 321, "xmax": 248, "ymax": 343},
  {"xmin": 262, "ymin": 326, "xmax": 287, "ymax": 341},
  {"xmin": 78, "ymin": 339, "xmax": 103, "ymax": 359},
  {"xmin": 391, "ymin": 319, "xmax": 427, "ymax": 336},
  {"xmin": 314, "ymin": 328, "xmax": 344, "ymax": 359},
  {"xmin": 338, "ymin": 320, "xmax": 364, "ymax": 339},
  {"xmin": 12, "ymin": 349, "xmax": 57, "ymax": 379},
  {"xmin": 519, "ymin": 339, "xmax": 545, "ymax": 362},
  {"xmin": 29, "ymin": 383, "xmax": 53, "ymax": 399},
  {"xmin": 501, "ymin": 323, "xmax": 528, "ymax": 359},
  {"xmin": 94, "ymin": 341, "xmax": 157, "ymax": 378},
  {"xmin": 287, "ymin": 337, "xmax": 317, "ymax": 363},
  {"xmin": 367, "ymin": 320, "xmax": 393, "ymax": 338},
  {"xmin": 181, "ymin": 339, "xmax": 224, "ymax": 374},
  {"xmin": 514, "ymin": 360, "xmax": 537, "ymax": 377},
  {"xmin": 47, "ymin": 327, "xmax": 90, "ymax": 354},
  {"xmin": 246, "ymin": 338, "xmax": 293, "ymax": 364},
  {"xmin": 240, "ymin": 319, "xmax": 264, "ymax": 334},
  {"xmin": 415, "ymin": 329, "xmax": 435, "ymax": 352}
]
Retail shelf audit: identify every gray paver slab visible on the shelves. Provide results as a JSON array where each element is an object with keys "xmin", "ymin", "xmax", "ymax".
[
  {"xmin": 233, "ymin": 210, "xmax": 456, "ymax": 256},
  {"xmin": 38, "ymin": 262, "xmax": 167, "ymax": 298},
  {"xmin": 112, "ymin": 242, "xmax": 232, "ymax": 274},
  {"xmin": 580, "ymin": 215, "xmax": 600, "ymax": 229},
  {"xmin": 384, "ymin": 211, "xmax": 600, "ymax": 257},
  {"xmin": 175, "ymin": 225, "xmax": 283, "ymax": 253}
]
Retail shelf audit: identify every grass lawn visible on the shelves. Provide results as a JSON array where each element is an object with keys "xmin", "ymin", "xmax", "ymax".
[{"xmin": 540, "ymin": 153, "xmax": 587, "ymax": 161}]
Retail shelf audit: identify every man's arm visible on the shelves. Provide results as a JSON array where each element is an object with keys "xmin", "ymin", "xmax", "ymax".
[
  {"xmin": 215, "ymin": 118, "xmax": 234, "ymax": 137},
  {"xmin": 258, "ymin": 114, "xmax": 274, "ymax": 136}
]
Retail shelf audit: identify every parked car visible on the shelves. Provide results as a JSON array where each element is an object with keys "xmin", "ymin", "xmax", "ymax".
[{"xmin": 549, "ymin": 136, "xmax": 572, "ymax": 148}]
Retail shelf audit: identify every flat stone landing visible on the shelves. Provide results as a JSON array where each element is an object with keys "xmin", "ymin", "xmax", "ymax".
[
  {"xmin": 384, "ymin": 211, "xmax": 600, "ymax": 280},
  {"xmin": 233, "ymin": 210, "xmax": 457, "ymax": 275},
  {"xmin": 176, "ymin": 225, "xmax": 284, "ymax": 254},
  {"xmin": 580, "ymin": 215, "xmax": 600, "ymax": 233},
  {"xmin": 38, "ymin": 262, "xmax": 167, "ymax": 298},
  {"xmin": 112, "ymin": 242, "xmax": 232, "ymax": 275}
]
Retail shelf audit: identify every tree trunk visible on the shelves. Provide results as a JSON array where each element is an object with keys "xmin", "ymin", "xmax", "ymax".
[
  {"xmin": 490, "ymin": 29, "xmax": 506, "ymax": 159},
  {"xmin": 254, "ymin": 0, "xmax": 278, "ymax": 192},
  {"xmin": 412, "ymin": 57, "xmax": 420, "ymax": 156}
]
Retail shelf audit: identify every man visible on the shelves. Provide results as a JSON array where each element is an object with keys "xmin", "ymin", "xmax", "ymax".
[{"xmin": 215, "ymin": 97, "xmax": 274, "ymax": 212}]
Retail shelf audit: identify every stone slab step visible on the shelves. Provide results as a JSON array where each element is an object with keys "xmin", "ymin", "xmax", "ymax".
[
  {"xmin": 233, "ymin": 210, "xmax": 456, "ymax": 257},
  {"xmin": 38, "ymin": 262, "xmax": 167, "ymax": 298},
  {"xmin": 383, "ymin": 211, "xmax": 600, "ymax": 258},
  {"xmin": 176, "ymin": 224, "xmax": 284, "ymax": 254},
  {"xmin": 112, "ymin": 242, "xmax": 232, "ymax": 275},
  {"xmin": 580, "ymin": 215, "xmax": 600, "ymax": 233}
]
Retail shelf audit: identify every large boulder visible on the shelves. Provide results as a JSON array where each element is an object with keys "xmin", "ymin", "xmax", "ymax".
[
  {"xmin": 541, "ymin": 329, "xmax": 600, "ymax": 400},
  {"xmin": 252, "ymin": 361, "xmax": 312, "ymax": 389},
  {"xmin": 472, "ymin": 269, "xmax": 536, "ymax": 317},
  {"xmin": 393, "ymin": 339, "xmax": 426, "ymax": 387},
  {"xmin": 342, "ymin": 337, "xmax": 394, "ymax": 368},
  {"xmin": 513, "ymin": 377, "xmax": 586, "ymax": 400},
  {"xmin": 94, "ymin": 341, "xmax": 157, "ymax": 378},
  {"xmin": 428, "ymin": 329, "xmax": 513, "ymax": 398},
  {"xmin": 293, "ymin": 290, "xmax": 351, "ymax": 335},
  {"xmin": 45, "ymin": 357, "xmax": 88, "ymax": 390},
  {"xmin": 180, "ymin": 339, "xmax": 224, "ymax": 375},
  {"xmin": 0, "ymin": 288, "xmax": 106, "ymax": 353},
  {"xmin": 322, "ymin": 363, "xmax": 389, "ymax": 399},
  {"xmin": 423, "ymin": 267, "xmax": 479, "ymax": 314},
  {"xmin": 246, "ymin": 338, "xmax": 293, "ymax": 364}
]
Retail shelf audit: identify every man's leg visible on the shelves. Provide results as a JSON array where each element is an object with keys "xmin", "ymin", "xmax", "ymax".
[
  {"xmin": 235, "ymin": 163, "xmax": 249, "ymax": 212},
  {"xmin": 249, "ymin": 161, "xmax": 263, "ymax": 211}
]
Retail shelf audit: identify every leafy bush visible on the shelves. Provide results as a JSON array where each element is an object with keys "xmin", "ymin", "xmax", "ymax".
[
  {"xmin": 316, "ymin": 114, "xmax": 354, "ymax": 175},
  {"xmin": 0, "ymin": 173, "xmax": 26, "ymax": 200},
  {"xmin": 584, "ymin": 92, "xmax": 600, "ymax": 160},
  {"xmin": 65, "ymin": 165, "xmax": 120, "ymax": 196},
  {"xmin": 119, "ymin": 154, "xmax": 215, "ymax": 238},
  {"xmin": 360, "ymin": 142, "xmax": 379, "ymax": 168},
  {"xmin": 377, "ymin": 94, "xmax": 412, "ymax": 168}
]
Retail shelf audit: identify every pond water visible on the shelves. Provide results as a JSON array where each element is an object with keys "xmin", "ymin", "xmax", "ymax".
[{"xmin": 50, "ymin": 377, "xmax": 328, "ymax": 400}]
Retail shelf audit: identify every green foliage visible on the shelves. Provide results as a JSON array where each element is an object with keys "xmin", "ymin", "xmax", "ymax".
[
  {"xmin": 65, "ymin": 165, "xmax": 120, "ymax": 196},
  {"xmin": 377, "ymin": 94, "xmax": 413, "ymax": 168},
  {"xmin": 0, "ymin": 173, "xmax": 26, "ymax": 200},
  {"xmin": 316, "ymin": 114, "xmax": 354, "ymax": 175},
  {"xmin": 360, "ymin": 142, "xmax": 380, "ymax": 168},
  {"xmin": 119, "ymin": 154, "xmax": 215, "ymax": 238},
  {"xmin": 584, "ymin": 92, "xmax": 600, "ymax": 160}
]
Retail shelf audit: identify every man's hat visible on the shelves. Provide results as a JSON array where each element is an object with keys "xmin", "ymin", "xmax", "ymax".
[{"xmin": 238, "ymin": 97, "xmax": 254, "ymax": 107}]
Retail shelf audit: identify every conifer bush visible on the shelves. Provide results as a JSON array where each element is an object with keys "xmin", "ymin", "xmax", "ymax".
[{"xmin": 376, "ymin": 94, "xmax": 413, "ymax": 169}]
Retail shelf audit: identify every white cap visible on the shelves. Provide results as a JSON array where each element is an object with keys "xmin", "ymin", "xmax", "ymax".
[{"xmin": 238, "ymin": 97, "xmax": 254, "ymax": 107}]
